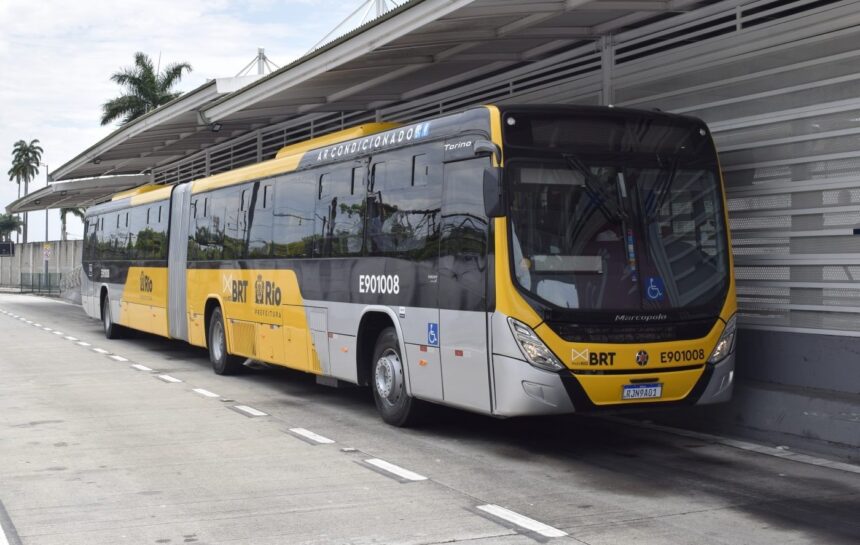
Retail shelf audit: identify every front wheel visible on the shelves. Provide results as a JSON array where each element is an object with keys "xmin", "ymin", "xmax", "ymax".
[
  {"xmin": 102, "ymin": 295, "xmax": 124, "ymax": 339},
  {"xmin": 372, "ymin": 327, "xmax": 424, "ymax": 427},
  {"xmin": 208, "ymin": 307, "xmax": 244, "ymax": 375}
]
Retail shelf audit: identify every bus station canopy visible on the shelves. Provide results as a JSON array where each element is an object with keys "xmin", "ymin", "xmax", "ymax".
[
  {"xmin": 49, "ymin": 0, "xmax": 706, "ymax": 184},
  {"xmin": 5, "ymin": 175, "xmax": 150, "ymax": 214}
]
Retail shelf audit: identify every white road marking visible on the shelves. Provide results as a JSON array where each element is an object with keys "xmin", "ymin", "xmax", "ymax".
[
  {"xmin": 32, "ymin": 323, "xmax": 41, "ymax": 327},
  {"xmin": 25, "ymin": 320, "xmax": 32, "ymax": 324},
  {"xmin": 131, "ymin": 364, "xmax": 153, "ymax": 372},
  {"xmin": 52, "ymin": 331, "xmax": 64, "ymax": 335},
  {"xmin": 193, "ymin": 388, "xmax": 220, "ymax": 398},
  {"xmin": 76, "ymin": 341, "xmax": 91, "ymax": 347},
  {"xmin": 92, "ymin": 348, "xmax": 110, "ymax": 354},
  {"xmin": 233, "ymin": 405, "xmax": 268, "ymax": 417},
  {"xmin": 64, "ymin": 336, "xmax": 78, "ymax": 341},
  {"xmin": 109, "ymin": 355, "xmax": 129, "ymax": 362},
  {"xmin": 476, "ymin": 504, "xmax": 567, "ymax": 538},
  {"xmin": 157, "ymin": 374, "xmax": 182, "ymax": 383},
  {"xmin": 364, "ymin": 458, "xmax": 427, "ymax": 481},
  {"xmin": 42, "ymin": 327, "xmax": 52, "ymax": 331},
  {"xmin": 289, "ymin": 427, "xmax": 335, "ymax": 444}
]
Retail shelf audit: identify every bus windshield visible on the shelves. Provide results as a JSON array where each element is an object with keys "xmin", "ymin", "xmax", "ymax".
[{"xmin": 504, "ymin": 112, "xmax": 729, "ymax": 315}]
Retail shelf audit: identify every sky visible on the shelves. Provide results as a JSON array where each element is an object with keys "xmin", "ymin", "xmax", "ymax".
[{"xmin": 0, "ymin": 0, "xmax": 380, "ymax": 242}]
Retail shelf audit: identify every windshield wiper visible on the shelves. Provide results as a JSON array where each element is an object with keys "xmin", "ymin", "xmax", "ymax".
[
  {"xmin": 562, "ymin": 153, "xmax": 626, "ymax": 223},
  {"xmin": 647, "ymin": 154, "xmax": 680, "ymax": 220}
]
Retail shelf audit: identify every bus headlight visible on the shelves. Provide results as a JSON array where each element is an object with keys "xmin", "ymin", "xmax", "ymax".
[
  {"xmin": 707, "ymin": 315, "xmax": 737, "ymax": 364},
  {"xmin": 507, "ymin": 317, "xmax": 564, "ymax": 371}
]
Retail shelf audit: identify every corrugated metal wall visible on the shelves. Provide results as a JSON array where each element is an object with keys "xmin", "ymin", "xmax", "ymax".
[{"xmin": 610, "ymin": 0, "xmax": 860, "ymax": 337}]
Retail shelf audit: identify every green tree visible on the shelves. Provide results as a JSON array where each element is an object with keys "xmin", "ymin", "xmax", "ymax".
[
  {"xmin": 0, "ymin": 213, "xmax": 23, "ymax": 242},
  {"xmin": 101, "ymin": 52, "xmax": 192, "ymax": 126},
  {"xmin": 60, "ymin": 207, "xmax": 85, "ymax": 241},
  {"xmin": 7, "ymin": 138, "xmax": 43, "ymax": 243}
]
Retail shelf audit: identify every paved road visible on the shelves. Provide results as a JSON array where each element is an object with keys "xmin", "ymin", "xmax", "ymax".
[{"xmin": 0, "ymin": 293, "xmax": 858, "ymax": 545}]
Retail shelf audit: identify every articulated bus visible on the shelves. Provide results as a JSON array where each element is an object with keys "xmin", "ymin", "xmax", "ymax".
[{"xmin": 81, "ymin": 105, "xmax": 737, "ymax": 426}]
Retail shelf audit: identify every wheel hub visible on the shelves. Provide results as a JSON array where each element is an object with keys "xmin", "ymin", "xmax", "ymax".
[
  {"xmin": 212, "ymin": 320, "xmax": 224, "ymax": 361},
  {"xmin": 375, "ymin": 349, "xmax": 402, "ymax": 403}
]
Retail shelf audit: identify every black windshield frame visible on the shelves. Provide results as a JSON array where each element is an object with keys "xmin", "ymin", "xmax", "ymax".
[{"xmin": 501, "ymin": 107, "xmax": 730, "ymax": 324}]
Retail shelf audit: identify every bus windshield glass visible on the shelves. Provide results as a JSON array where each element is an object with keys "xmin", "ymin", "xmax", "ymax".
[{"xmin": 504, "ymin": 111, "xmax": 729, "ymax": 315}]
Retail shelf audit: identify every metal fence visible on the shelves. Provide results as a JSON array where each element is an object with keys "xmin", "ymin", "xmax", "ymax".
[
  {"xmin": 0, "ymin": 240, "xmax": 83, "ymax": 301},
  {"xmin": 19, "ymin": 273, "xmax": 62, "ymax": 294}
]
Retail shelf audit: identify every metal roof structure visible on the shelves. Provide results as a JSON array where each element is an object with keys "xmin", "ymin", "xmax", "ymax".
[
  {"xmin": 5, "ymin": 175, "xmax": 150, "ymax": 213},
  {"xmin": 50, "ymin": 75, "xmax": 264, "ymax": 182},
  {"xmin": 50, "ymin": 0, "xmax": 708, "ymax": 184}
]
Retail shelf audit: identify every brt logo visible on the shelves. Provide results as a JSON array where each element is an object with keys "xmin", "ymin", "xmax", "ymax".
[
  {"xmin": 232, "ymin": 280, "xmax": 248, "ymax": 303},
  {"xmin": 139, "ymin": 271, "xmax": 153, "ymax": 293},
  {"xmin": 571, "ymin": 348, "xmax": 616, "ymax": 366},
  {"xmin": 255, "ymin": 275, "xmax": 282, "ymax": 306}
]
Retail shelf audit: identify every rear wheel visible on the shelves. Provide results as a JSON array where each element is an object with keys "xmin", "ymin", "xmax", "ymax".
[
  {"xmin": 208, "ymin": 306, "xmax": 244, "ymax": 375},
  {"xmin": 372, "ymin": 327, "xmax": 423, "ymax": 427},
  {"xmin": 102, "ymin": 295, "xmax": 124, "ymax": 339}
]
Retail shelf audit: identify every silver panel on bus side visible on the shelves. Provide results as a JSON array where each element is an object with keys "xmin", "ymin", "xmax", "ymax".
[
  {"xmin": 440, "ymin": 309, "xmax": 491, "ymax": 412},
  {"xmin": 168, "ymin": 183, "xmax": 192, "ymax": 341}
]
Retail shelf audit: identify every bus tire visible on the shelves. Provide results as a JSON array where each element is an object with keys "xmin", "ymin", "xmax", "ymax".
[
  {"xmin": 102, "ymin": 295, "xmax": 124, "ymax": 339},
  {"xmin": 208, "ymin": 306, "xmax": 244, "ymax": 375},
  {"xmin": 371, "ymin": 327, "xmax": 423, "ymax": 427}
]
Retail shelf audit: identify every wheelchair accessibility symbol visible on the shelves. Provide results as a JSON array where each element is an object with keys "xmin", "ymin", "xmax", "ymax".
[
  {"xmin": 646, "ymin": 276, "xmax": 665, "ymax": 301},
  {"xmin": 427, "ymin": 323, "xmax": 439, "ymax": 346}
]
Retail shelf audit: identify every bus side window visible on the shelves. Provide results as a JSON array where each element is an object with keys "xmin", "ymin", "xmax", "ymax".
[
  {"xmin": 368, "ymin": 150, "xmax": 441, "ymax": 258},
  {"xmin": 188, "ymin": 198, "xmax": 205, "ymax": 260},
  {"xmin": 97, "ymin": 217, "xmax": 106, "ymax": 261},
  {"xmin": 248, "ymin": 183, "xmax": 274, "ymax": 258},
  {"xmin": 273, "ymin": 175, "xmax": 316, "ymax": 258},
  {"xmin": 204, "ymin": 191, "xmax": 228, "ymax": 261},
  {"xmin": 127, "ymin": 206, "xmax": 142, "ymax": 260},
  {"xmin": 222, "ymin": 187, "xmax": 244, "ymax": 260},
  {"xmin": 315, "ymin": 169, "xmax": 361, "ymax": 257}
]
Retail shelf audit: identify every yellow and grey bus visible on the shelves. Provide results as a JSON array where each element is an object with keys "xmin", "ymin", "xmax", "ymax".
[{"xmin": 81, "ymin": 105, "xmax": 737, "ymax": 426}]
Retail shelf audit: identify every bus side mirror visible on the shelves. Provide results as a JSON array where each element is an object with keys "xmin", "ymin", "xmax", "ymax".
[
  {"xmin": 474, "ymin": 139, "xmax": 501, "ymax": 164},
  {"xmin": 483, "ymin": 168, "xmax": 505, "ymax": 218}
]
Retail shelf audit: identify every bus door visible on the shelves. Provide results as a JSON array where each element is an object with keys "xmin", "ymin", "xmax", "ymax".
[
  {"xmin": 369, "ymin": 150, "xmax": 443, "ymax": 401},
  {"xmin": 438, "ymin": 157, "xmax": 492, "ymax": 412}
]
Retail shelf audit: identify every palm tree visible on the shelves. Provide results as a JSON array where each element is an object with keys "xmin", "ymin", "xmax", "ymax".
[
  {"xmin": 0, "ymin": 214, "xmax": 23, "ymax": 242},
  {"xmin": 60, "ymin": 208, "xmax": 86, "ymax": 241},
  {"xmin": 101, "ymin": 52, "xmax": 192, "ymax": 126},
  {"xmin": 7, "ymin": 139, "xmax": 43, "ymax": 243}
]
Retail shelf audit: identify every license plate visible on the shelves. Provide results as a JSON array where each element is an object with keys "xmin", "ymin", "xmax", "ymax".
[{"xmin": 622, "ymin": 383, "xmax": 663, "ymax": 400}]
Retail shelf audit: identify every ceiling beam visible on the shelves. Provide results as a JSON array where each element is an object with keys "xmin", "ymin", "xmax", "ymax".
[{"xmin": 577, "ymin": 1, "xmax": 676, "ymax": 10}]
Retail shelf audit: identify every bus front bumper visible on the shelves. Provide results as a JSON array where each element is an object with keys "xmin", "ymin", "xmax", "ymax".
[{"xmin": 492, "ymin": 353, "xmax": 735, "ymax": 417}]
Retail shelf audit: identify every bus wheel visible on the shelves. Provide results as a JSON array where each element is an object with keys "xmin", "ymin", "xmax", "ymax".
[
  {"xmin": 102, "ymin": 295, "xmax": 124, "ymax": 339},
  {"xmin": 208, "ymin": 306, "xmax": 244, "ymax": 375},
  {"xmin": 372, "ymin": 327, "xmax": 423, "ymax": 427}
]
